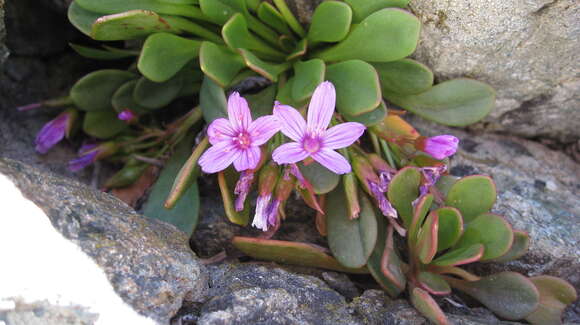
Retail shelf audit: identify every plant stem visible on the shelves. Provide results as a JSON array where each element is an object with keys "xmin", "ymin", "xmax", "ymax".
[
  {"xmin": 246, "ymin": 15, "xmax": 284, "ymax": 49},
  {"xmin": 272, "ymin": 0, "xmax": 306, "ymax": 37},
  {"xmin": 370, "ymin": 132, "xmax": 381, "ymax": 155},
  {"xmin": 166, "ymin": 16, "xmax": 223, "ymax": 44},
  {"xmin": 380, "ymin": 139, "xmax": 397, "ymax": 169}
]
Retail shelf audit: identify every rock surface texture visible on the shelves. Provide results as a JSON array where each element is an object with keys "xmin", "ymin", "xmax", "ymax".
[
  {"xmin": 0, "ymin": 158, "xmax": 208, "ymax": 324},
  {"xmin": 409, "ymin": 0, "xmax": 580, "ymax": 143}
]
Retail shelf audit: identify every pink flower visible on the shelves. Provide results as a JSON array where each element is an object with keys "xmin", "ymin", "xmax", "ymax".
[
  {"xmin": 68, "ymin": 144, "xmax": 99, "ymax": 172},
  {"xmin": 198, "ymin": 92, "xmax": 280, "ymax": 174},
  {"xmin": 417, "ymin": 135, "xmax": 459, "ymax": 160},
  {"xmin": 272, "ymin": 81, "xmax": 365, "ymax": 174}
]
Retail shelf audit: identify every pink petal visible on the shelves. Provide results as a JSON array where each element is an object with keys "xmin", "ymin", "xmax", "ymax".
[
  {"xmin": 207, "ymin": 118, "xmax": 235, "ymax": 145},
  {"xmin": 307, "ymin": 81, "xmax": 336, "ymax": 133},
  {"xmin": 272, "ymin": 142, "xmax": 309, "ymax": 164},
  {"xmin": 311, "ymin": 148, "xmax": 351, "ymax": 174},
  {"xmin": 273, "ymin": 102, "xmax": 306, "ymax": 142},
  {"xmin": 227, "ymin": 92, "xmax": 252, "ymax": 132},
  {"xmin": 248, "ymin": 115, "xmax": 280, "ymax": 146},
  {"xmin": 198, "ymin": 141, "xmax": 240, "ymax": 174},
  {"xmin": 233, "ymin": 146, "xmax": 261, "ymax": 171},
  {"xmin": 323, "ymin": 122, "xmax": 365, "ymax": 149}
]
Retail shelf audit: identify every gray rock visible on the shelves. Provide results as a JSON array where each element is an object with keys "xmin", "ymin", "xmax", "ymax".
[
  {"xmin": 0, "ymin": 0, "xmax": 8, "ymax": 66},
  {"xmin": 199, "ymin": 263, "xmax": 360, "ymax": 325},
  {"xmin": 0, "ymin": 158, "xmax": 209, "ymax": 324},
  {"xmin": 321, "ymin": 272, "xmax": 360, "ymax": 300},
  {"xmin": 0, "ymin": 300, "xmax": 98, "ymax": 325},
  {"xmin": 409, "ymin": 0, "xmax": 580, "ymax": 143}
]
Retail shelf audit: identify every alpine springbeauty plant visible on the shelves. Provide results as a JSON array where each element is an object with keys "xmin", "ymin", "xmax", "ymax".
[{"xmin": 20, "ymin": 0, "xmax": 576, "ymax": 323}]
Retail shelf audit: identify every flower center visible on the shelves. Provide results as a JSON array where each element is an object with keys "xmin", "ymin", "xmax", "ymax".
[
  {"xmin": 233, "ymin": 132, "xmax": 252, "ymax": 150},
  {"xmin": 302, "ymin": 135, "xmax": 321, "ymax": 153}
]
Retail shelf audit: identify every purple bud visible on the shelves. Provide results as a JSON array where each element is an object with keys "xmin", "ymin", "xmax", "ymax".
[
  {"xmin": 369, "ymin": 181, "xmax": 398, "ymax": 219},
  {"xmin": 252, "ymin": 194, "xmax": 271, "ymax": 231},
  {"xmin": 234, "ymin": 170, "xmax": 255, "ymax": 212},
  {"xmin": 418, "ymin": 135, "xmax": 459, "ymax": 160},
  {"xmin": 35, "ymin": 113, "xmax": 69, "ymax": 154},
  {"xmin": 118, "ymin": 109, "xmax": 136, "ymax": 122},
  {"xmin": 266, "ymin": 199, "xmax": 281, "ymax": 227},
  {"xmin": 17, "ymin": 103, "xmax": 42, "ymax": 112},
  {"xmin": 68, "ymin": 150, "xmax": 98, "ymax": 172}
]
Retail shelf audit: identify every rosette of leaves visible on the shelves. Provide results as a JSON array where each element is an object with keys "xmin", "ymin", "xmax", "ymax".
[{"xmin": 67, "ymin": 0, "xmax": 495, "ymax": 128}]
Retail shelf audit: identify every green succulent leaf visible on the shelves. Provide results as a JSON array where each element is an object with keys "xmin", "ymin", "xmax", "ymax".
[
  {"xmin": 408, "ymin": 194, "xmax": 433, "ymax": 243},
  {"xmin": 435, "ymin": 207, "xmax": 463, "ymax": 251},
  {"xmin": 292, "ymin": 59, "xmax": 326, "ymax": 103},
  {"xmin": 326, "ymin": 60, "xmax": 381, "ymax": 116},
  {"xmin": 418, "ymin": 272, "xmax": 451, "ymax": 296},
  {"xmin": 387, "ymin": 167, "xmax": 421, "ymax": 228},
  {"xmin": 526, "ymin": 276, "xmax": 578, "ymax": 325},
  {"xmin": 246, "ymin": 0, "xmax": 260, "ymax": 12},
  {"xmin": 446, "ymin": 272, "xmax": 540, "ymax": 320},
  {"xmin": 490, "ymin": 230, "xmax": 530, "ymax": 263},
  {"xmin": 199, "ymin": 42, "xmax": 245, "ymax": 88},
  {"xmin": 200, "ymin": 76, "xmax": 228, "ymax": 123},
  {"xmin": 68, "ymin": 1, "xmax": 102, "ymax": 36},
  {"xmin": 143, "ymin": 135, "xmax": 200, "ymax": 235},
  {"xmin": 385, "ymin": 79, "xmax": 496, "ymax": 126},
  {"xmin": 431, "ymin": 244, "xmax": 484, "ymax": 266},
  {"xmin": 133, "ymin": 75, "xmax": 184, "ymax": 110},
  {"xmin": 327, "ymin": 187, "xmax": 378, "ymax": 268},
  {"xmin": 344, "ymin": 0, "xmax": 411, "ymax": 23},
  {"xmin": 445, "ymin": 175, "xmax": 497, "ymax": 223},
  {"xmin": 367, "ymin": 217, "xmax": 406, "ymax": 297},
  {"xmin": 244, "ymin": 84, "xmax": 277, "ymax": 119},
  {"xmin": 416, "ymin": 211, "xmax": 438, "ymax": 264},
  {"xmin": 199, "ymin": 0, "xmax": 247, "ymax": 24},
  {"xmin": 69, "ymin": 43, "xmax": 137, "ymax": 60},
  {"xmin": 238, "ymin": 49, "xmax": 291, "ymax": 82},
  {"xmin": 257, "ymin": 2, "xmax": 292, "ymax": 36},
  {"xmin": 286, "ymin": 39, "xmax": 308, "ymax": 61},
  {"xmin": 276, "ymin": 77, "xmax": 307, "ymax": 108},
  {"xmin": 308, "ymin": 1, "xmax": 352, "ymax": 43},
  {"xmin": 434, "ymin": 175, "xmax": 459, "ymax": 197},
  {"xmin": 454, "ymin": 213, "xmax": 514, "ymax": 261},
  {"xmin": 410, "ymin": 287, "xmax": 450, "ymax": 325},
  {"xmin": 222, "ymin": 14, "xmax": 284, "ymax": 60},
  {"xmin": 299, "ymin": 162, "xmax": 340, "ymax": 194},
  {"xmin": 138, "ymin": 33, "xmax": 201, "ymax": 82},
  {"xmin": 82, "ymin": 110, "xmax": 128, "ymax": 139},
  {"xmin": 112, "ymin": 80, "xmax": 149, "ymax": 114},
  {"xmin": 71, "ymin": 69, "xmax": 137, "ymax": 111},
  {"xmin": 314, "ymin": 9, "xmax": 420, "ymax": 63},
  {"xmin": 373, "ymin": 59, "xmax": 434, "ymax": 95},
  {"xmin": 91, "ymin": 10, "xmax": 180, "ymax": 41},
  {"xmin": 232, "ymin": 237, "xmax": 369, "ymax": 273},
  {"xmin": 343, "ymin": 101, "xmax": 387, "ymax": 126},
  {"xmin": 104, "ymin": 161, "xmax": 149, "ymax": 188},
  {"xmin": 75, "ymin": 0, "xmax": 206, "ymax": 20}
]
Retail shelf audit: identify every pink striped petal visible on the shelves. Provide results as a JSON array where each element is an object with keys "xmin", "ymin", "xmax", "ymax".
[
  {"xmin": 198, "ymin": 141, "xmax": 241, "ymax": 174},
  {"xmin": 273, "ymin": 102, "xmax": 306, "ymax": 142},
  {"xmin": 227, "ymin": 92, "xmax": 252, "ymax": 132},
  {"xmin": 307, "ymin": 81, "xmax": 335, "ymax": 133},
  {"xmin": 207, "ymin": 118, "xmax": 235, "ymax": 145},
  {"xmin": 248, "ymin": 115, "xmax": 280, "ymax": 146},
  {"xmin": 323, "ymin": 122, "xmax": 366, "ymax": 149},
  {"xmin": 233, "ymin": 146, "xmax": 261, "ymax": 171},
  {"xmin": 272, "ymin": 142, "xmax": 309, "ymax": 164},
  {"xmin": 312, "ymin": 148, "xmax": 351, "ymax": 174}
]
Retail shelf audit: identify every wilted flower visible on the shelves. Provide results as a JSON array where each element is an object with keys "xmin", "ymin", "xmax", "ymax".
[
  {"xmin": 234, "ymin": 170, "xmax": 255, "ymax": 212},
  {"xmin": 68, "ymin": 142, "xmax": 117, "ymax": 172},
  {"xmin": 252, "ymin": 162, "xmax": 279, "ymax": 231},
  {"xmin": 35, "ymin": 110, "xmax": 77, "ymax": 154},
  {"xmin": 272, "ymin": 81, "xmax": 365, "ymax": 174},
  {"xmin": 415, "ymin": 135, "xmax": 459, "ymax": 160},
  {"xmin": 198, "ymin": 92, "xmax": 279, "ymax": 174},
  {"xmin": 413, "ymin": 164, "xmax": 447, "ymax": 206}
]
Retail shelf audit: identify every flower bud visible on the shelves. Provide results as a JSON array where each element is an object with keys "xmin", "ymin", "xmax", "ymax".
[
  {"xmin": 68, "ymin": 141, "xmax": 118, "ymax": 172},
  {"xmin": 267, "ymin": 168, "xmax": 295, "ymax": 224},
  {"xmin": 343, "ymin": 172, "xmax": 360, "ymax": 220},
  {"xmin": 370, "ymin": 114, "xmax": 419, "ymax": 145},
  {"xmin": 117, "ymin": 109, "xmax": 137, "ymax": 123},
  {"xmin": 34, "ymin": 109, "xmax": 78, "ymax": 154},
  {"xmin": 415, "ymin": 135, "xmax": 459, "ymax": 160}
]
